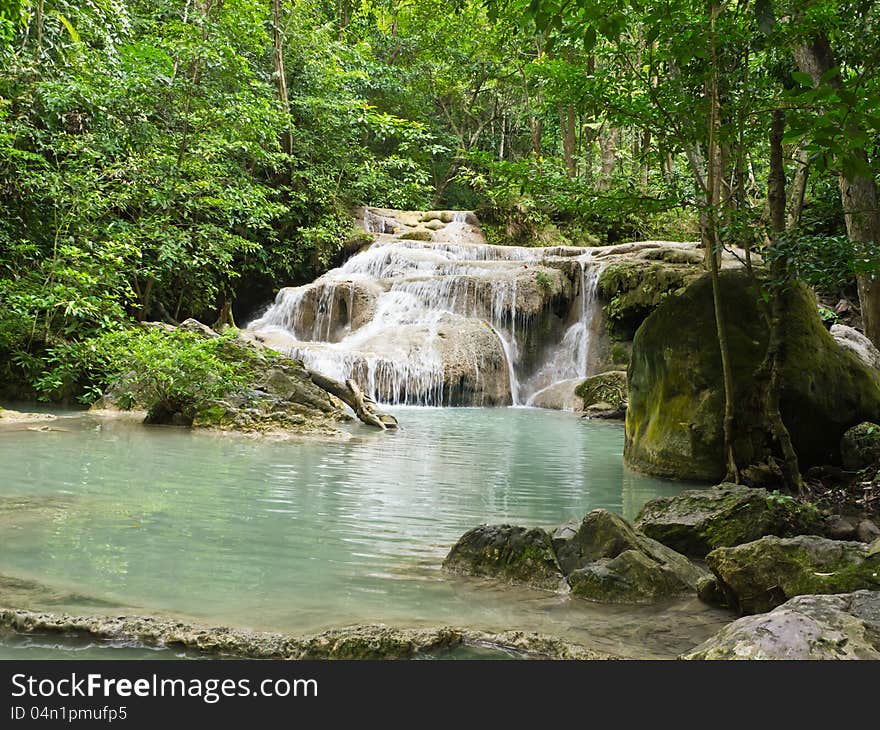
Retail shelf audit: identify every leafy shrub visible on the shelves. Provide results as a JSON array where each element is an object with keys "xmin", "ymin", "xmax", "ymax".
[{"xmin": 35, "ymin": 328, "xmax": 264, "ymax": 420}]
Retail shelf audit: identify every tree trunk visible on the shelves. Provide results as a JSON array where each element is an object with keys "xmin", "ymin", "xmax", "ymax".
[
  {"xmin": 559, "ymin": 104, "xmax": 576, "ymax": 176},
  {"xmin": 597, "ymin": 126, "xmax": 619, "ymax": 190},
  {"xmin": 764, "ymin": 110, "xmax": 803, "ymax": 490},
  {"xmin": 786, "ymin": 147, "xmax": 810, "ymax": 229},
  {"xmin": 272, "ymin": 0, "xmax": 293, "ymax": 154},
  {"xmin": 307, "ymin": 371, "xmax": 398, "ymax": 429},
  {"xmin": 704, "ymin": 1, "xmax": 738, "ymax": 481},
  {"xmin": 795, "ymin": 33, "xmax": 880, "ymax": 347}
]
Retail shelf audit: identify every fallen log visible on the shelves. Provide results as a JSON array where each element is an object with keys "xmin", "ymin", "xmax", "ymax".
[{"xmin": 307, "ymin": 370, "xmax": 398, "ymax": 430}]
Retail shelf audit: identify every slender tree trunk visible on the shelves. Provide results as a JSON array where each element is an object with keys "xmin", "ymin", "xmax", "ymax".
[
  {"xmin": 705, "ymin": 1, "xmax": 738, "ymax": 481},
  {"xmin": 765, "ymin": 110, "xmax": 803, "ymax": 490},
  {"xmin": 559, "ymin": 104, "xmax": 576, "ymax": 176},
  {"xmin": 786, "ymin": 147, "xmax": 810, "ymax": 229},
  {"xmin": 597, "ymin": 126, "xmax": 619, "ymax": 190},
  {"xmin": 795, "ymin": 34, "xmax": 880, "ymax": 346},
  {"xmin": 272, "ymin": 0, "xmax": 293, "ymax": 154}
]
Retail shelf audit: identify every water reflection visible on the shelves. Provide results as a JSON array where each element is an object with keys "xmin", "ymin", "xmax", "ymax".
[{"xmin": 0, "ymin": 407, "xmax": 727, "ymax": 658}]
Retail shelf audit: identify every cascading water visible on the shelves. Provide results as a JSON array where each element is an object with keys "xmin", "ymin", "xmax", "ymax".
[{"xmin": 247, "ymin": 208, "xmax": 605, "ymax": 408}]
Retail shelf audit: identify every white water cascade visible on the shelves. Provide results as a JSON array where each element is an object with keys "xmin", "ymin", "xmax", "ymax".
[{"xmin": 247, "ymin": 208, "xmax": 606, "ymax": 408}]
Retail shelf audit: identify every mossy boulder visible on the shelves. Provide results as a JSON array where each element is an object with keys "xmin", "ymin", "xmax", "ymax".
[
  {"xmin": 553, "ymin": 510, "xmax": 709, "ymax": 603},
  {"xmin": 575, "ymin": 371, "xmax": 627, "ymax": 411},
  {"xmin": 706, "ymin": 535, "xmax": 880, "ymax": 614},
  {"xmin": 625, "ymin": 270, "xmax": 880, "ymax": 481},
  {"xmin": 442, "ymin": 524, "xmax": 565, "ymax": 591},
  {"xmin": 840, "ymin": 422, "xmax": 880, "ymax": 470},
  {"xmin": 598, "ymin": 259, "xmax": 702, "ymax": 339},
  {"xmin": 567, "ymin": 548, "xmax": 703, "ymax": 604},
  {"xmin": 682, "ymin": 590, "xmax": 880, "ymax": 660},
  {"xmin": 444, "ymin": 510, "xmax": 708, "ymax": 603},
  {"xmin": 635, "ymin": 484, "xmax": 824, "ymax": 558}
]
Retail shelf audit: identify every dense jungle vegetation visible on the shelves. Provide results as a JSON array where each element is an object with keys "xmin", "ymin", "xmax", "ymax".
[{"xmin": 0, "ymin": 1, "xmax": 878, "ymax": 483}]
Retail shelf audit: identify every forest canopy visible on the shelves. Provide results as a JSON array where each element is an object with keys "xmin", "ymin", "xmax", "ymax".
[{"xmin": 0, "ymin": 0, "xmax": 878, "ymax": 416}]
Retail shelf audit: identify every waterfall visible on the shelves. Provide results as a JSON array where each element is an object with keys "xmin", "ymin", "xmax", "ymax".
[
  {"xmin": 248, "ymin": 208, "xmax": 604, "ymax": 408},
  {"xmin": 523, "ymin": 252, "xmax": 602, "ymax": 406}
]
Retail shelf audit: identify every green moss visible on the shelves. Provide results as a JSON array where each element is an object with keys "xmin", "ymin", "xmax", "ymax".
[
  {"xmin": 597, "ymin": 260, "xmax": 701, "ymax": 339},
  {"xmin": 707, "ymin": 535, "xmax": 880, "ymax": 614},
  {"xmin": 576, "ymin": 371, "xmax": 627, "ymax": 409},
  {"xmin": 399, "ymin": 230, "xmax": 433, "ymax": 241},
  {"xmin": 624, "ymin": 270, "xmax": 880, "ymax": 481}
]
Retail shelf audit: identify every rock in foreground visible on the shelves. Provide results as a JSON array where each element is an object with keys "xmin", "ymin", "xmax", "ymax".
[
  {"xmin": 706, "ymin": 535, "xmax": 880, "ymax": 614},
  {"xmin": 635, "ymin": 484, "xmax": 823, "ymax": 558},
  {"xmin": 441, "ymin": 525, "xmax": 565, "ymax": 591},
  {"xmin": 0, "ymin": 610, "xmax": 611, "ymax": 660},
  {"xmin": 682, "ymin": 590, "xmax": 880, "ymax": 660},
  {"xmin": 444, "ymin": 509, "xmax": 709, "ymax": 604}
]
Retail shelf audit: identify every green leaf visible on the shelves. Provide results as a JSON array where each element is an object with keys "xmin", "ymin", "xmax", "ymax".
[{"xmin": 791, "ymin": 71, "xmax": 814, "ymax": 87}]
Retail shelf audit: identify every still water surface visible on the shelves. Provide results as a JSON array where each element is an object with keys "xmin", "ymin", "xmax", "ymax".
[{"xmin": 0, "ymin": 407, "xmax": 729, "ymax": 658}]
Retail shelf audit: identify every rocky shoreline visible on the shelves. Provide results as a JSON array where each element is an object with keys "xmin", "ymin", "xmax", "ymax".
[{"xmin": 0, "ymin": 610, "xmax": 612, "ymax": 661}]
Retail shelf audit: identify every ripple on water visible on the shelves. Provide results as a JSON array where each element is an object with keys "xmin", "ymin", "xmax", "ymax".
[{"xmin": 0, "ymin": 406, "xmax": 729, "ymax": 658}]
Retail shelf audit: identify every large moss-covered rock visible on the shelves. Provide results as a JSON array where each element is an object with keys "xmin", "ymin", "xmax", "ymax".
[
  {"xmin": 682, "ymin": 590, "xmax": 880, "ymax": 660},
  {"xmin": 706, "ymin": 535, "xmax": 880, "ymax": 614},
  {"xmin": 598, "ymin": 256, "xmax": 702, "ymax": 339},
  {"xmin": 553, "ymin": 510, "xmax": 709, "ymax": 603},
  {"xmin": 635, "ymin": 484, "xmax": 823, "ymax": 558},
  {"xmin": 442, "ymin": 524, "xmax": 565, "ymax": 591},
  {"xmin": 625, "ymin": 270, "xmax": 880, "ymax": 481},
  {"xmin": 840, "ymin": 422, "xmax": 880, "ymax": 470}
]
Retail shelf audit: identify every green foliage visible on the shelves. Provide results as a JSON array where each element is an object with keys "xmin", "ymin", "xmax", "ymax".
[
  {"xmin": 35, "ymin": 327, "xmax": 262, "ymax": 416},
  {"xmin": 535, "ymin": 270, "xmax": 553, "ymax": 291}
]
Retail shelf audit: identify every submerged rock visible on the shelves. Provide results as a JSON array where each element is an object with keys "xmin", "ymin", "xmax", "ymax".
[
  {"xmin": 444, "ymin": 509, "xmax": 708, "ymax": 604},
  {"xmin": 625, "ymin": 271, "xmax": 880, "ymax": 481},
  {"xmin": 706, "ymin": 534, "xmax": 880, "ymax": 614},
  {"xmin": 0, "ymin": 610, "xmax": 612, "ymax": 660},
  {"xmin": 635, "ymin": 484, "xmax": 823, "ymax": 558},
  {"xmin": 682, "ymin": 590, "xmax": 880, "ymax": 660},
  {"xmin": 0, "ymin": 408, "xmax": 57, "ymax": 425},
  {"xmin": 840, "ymin": 422, "xmax": 880, "ymax": 470},
  {"xmin": 442, "ymin": 524, "xmax": 565, "ymax": 591}
]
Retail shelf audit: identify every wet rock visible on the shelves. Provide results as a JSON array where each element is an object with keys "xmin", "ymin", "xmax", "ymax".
[
  {"xmin": 552, "ymin": 510, "xmax": 709, "ymax": 603},
  {"xmin": 696, "ymin": 574, "xmax": 727, "ymax": 607},
  {"xmin": 527, "ymin": 378, "xmax": 582, "ymax": 411},
  {"xmin": 682, "ymin": 590, "xmax": 880, "ymax": 660},
  {"xmin": 582, "ymin": 403, "xmax": 626, "ymax": 420},
  {"xmin": 442, "ymin": 524, "xmax": 565, "ymax": 591},
  {"xmin": 0, "ymin": 610, "xmax": 614, "ymax": 660},
  {"xmin": 831, "ymin": 324, "xmax": 880, "ymax": 371},
  {"xmin": 824, "ymin": 515, "xmax": 858, "ymax": 541},
  {"xmin": 634, "ymin": 484, "xmax": 823, "ymax": 558},
  {"xmin": 567, "ymin": 549, "xmax": 700, "ymax": 604},
  {"xmin": 706, "ymin": 535, "xmax": 880, "ymax": 615},
  {"xmin": 0, "ymin": 408, "xmax": 57, "ymax": 425},
  {"xmin": 840, "ymin": 422, "xmax": 880, "ymax": 470}
]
